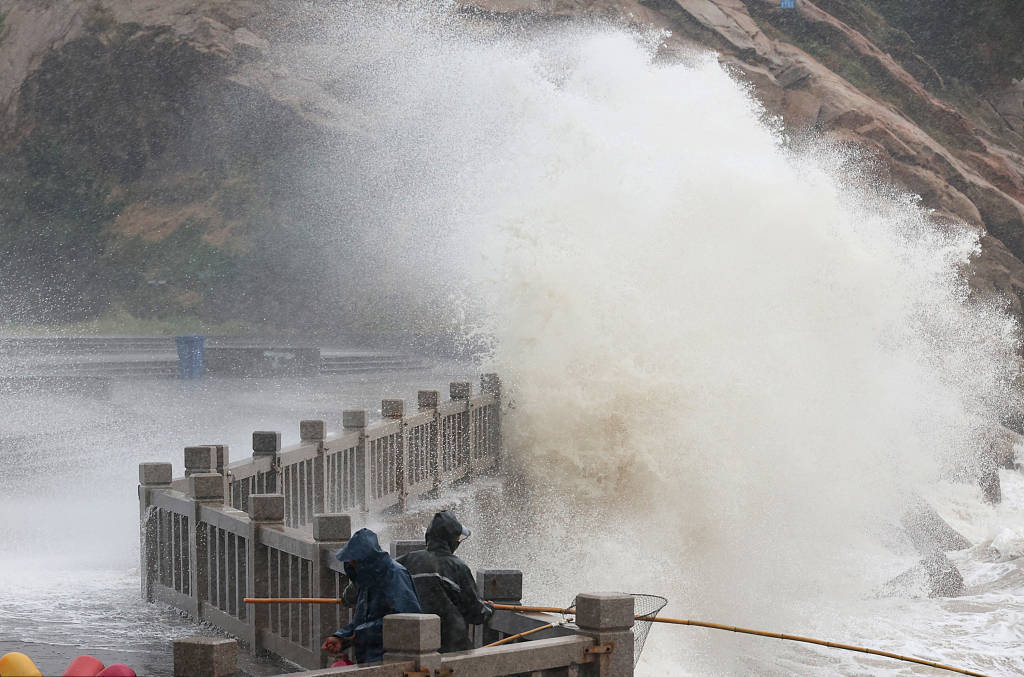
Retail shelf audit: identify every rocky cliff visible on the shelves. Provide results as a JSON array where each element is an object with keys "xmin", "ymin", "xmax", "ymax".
[{"xmin": 1, "ymin": 0, "xmax": 1023, "ymax": 332}]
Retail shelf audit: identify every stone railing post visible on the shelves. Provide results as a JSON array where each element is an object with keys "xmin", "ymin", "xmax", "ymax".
[
  {"xmin": 481, "ymin": 373, "xmax": 502, "ymax": 469},
  {"xmin": 252, "ymin": 431, "xmax": 281, "ymax": 493},
  {"xmin": 185, "ymin": 445, "xmax": 227, "ymax": 501},
  {"xmin": 390, "ymin": 539, "xmax": 424, "ymax": 559},
  {"xmin": 188, "ymin": 471, "xmax": 224, "ymax": 618},
  {"xmin": 248, "ymin": 493, "xmax": 285, "ymax": 654},
  {"xmin": 188, "ymin": 472, "xmax": 224, "ymax": 503},
  {"xmin": 418, "ymin": 390, "xmax": 441, "ymax": 493},
  {"xmin": 184, "ymin": 446, "xmax": 216, "ymax": 476},
  {"xmin": 476, "ymin": 569, "xmax": 522, "ymax": 646},
  {"xmin": 383, "ymin": 399, "xmax": 406, "ymax": 511},
  {"xmin": 450, "ymin": 381, "xmax": 473, "ymax": 478},
  {"xmin": 575, "ymin": 593, "xmax": 635, "ymax": 677},
  {"xmin": 301, "ymin": 420, "xmax": 327, "ymax": 516},
  {"xmin": 383, "ymin": 613, "xmax": 441, "ymax": 674},
  {"xmin": 343, "ymin": 410, "xmax": 369, "ymax": 513},
  {"xmin": 139, "ymin": 462, "xmax": 172, "ymax": 601},
  {"xmin": 173, "ymin": 637, "xmax": 237, "ymax": 677},
  {"xmin": 202, "ymin": 444, "xmax": 230, "ymax": 502},
  {"xmin": 313, "ymin": 513, "xmax": 352, "ymax": 667}
]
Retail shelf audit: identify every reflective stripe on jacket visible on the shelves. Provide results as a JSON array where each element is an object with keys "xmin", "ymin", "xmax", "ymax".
[{"xmin": 397, "ymin": 512, "xmax": 493, "ymax": 653}]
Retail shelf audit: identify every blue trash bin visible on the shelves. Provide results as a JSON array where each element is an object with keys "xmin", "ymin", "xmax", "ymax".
[{"xmin": 174, "ymin": 335, "xmax": 206, "ymax": 379}]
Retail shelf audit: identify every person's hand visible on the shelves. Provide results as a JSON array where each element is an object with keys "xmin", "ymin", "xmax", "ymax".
[{"xmin": 322, "ymin": 636, "xmax": 351, "ymax": 653}]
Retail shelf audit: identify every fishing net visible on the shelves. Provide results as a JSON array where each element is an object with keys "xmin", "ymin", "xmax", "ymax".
[
  {"xmin": 630, "ymin": 593, "xmax": 667, "ymax": 665},
  {"xmin": 570, "ymin": 593, "xmax": 667, "ymax": 666}
]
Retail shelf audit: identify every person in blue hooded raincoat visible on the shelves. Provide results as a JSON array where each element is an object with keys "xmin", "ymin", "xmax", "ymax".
[{"xmin": 321, "ymin": 528, "xmax": 421, "ymax": 663}]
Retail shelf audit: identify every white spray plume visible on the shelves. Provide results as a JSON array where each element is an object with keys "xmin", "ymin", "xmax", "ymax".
[{"xmin": 286, "ymin": 2, "xmax": 1020, "ymax": 672}]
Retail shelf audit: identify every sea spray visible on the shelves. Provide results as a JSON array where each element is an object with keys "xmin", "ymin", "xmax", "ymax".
[{"xmin": 286, "ymin": 3, "xmax": 1021, "ymax": 672}]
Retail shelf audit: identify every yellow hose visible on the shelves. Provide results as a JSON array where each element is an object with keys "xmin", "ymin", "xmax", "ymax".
[
  {"xmin": 242, "ymin": 598, "xmax": 990, "ymax": 676},
  {"xmin": 491, "ymin": 604, "xmax": 990, "ymax": 677},
  {"xmin": 482, "ymin": 622, "xmax": 562, "ymax": 647}
]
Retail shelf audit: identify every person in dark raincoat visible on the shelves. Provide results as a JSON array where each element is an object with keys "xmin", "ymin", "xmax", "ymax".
[
  {"xmin": 397, "ymin": 511, "xmax": 494, "ymax": 653},
  {"xmin": 321, "ymin": 528, "xmax": 421, "ymax": 663}
]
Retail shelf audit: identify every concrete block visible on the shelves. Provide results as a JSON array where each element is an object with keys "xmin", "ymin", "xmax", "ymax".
[
  {"xmin": 383, "ymin": 613, "xmax": 441, "ymax": 653},
  {"xmin": 343, "ymin": 410, "xmax": 368, "ymax": 429},
  {"xmin": 390, "ymin": 539, "xmax": 424, "ymax": 559},
  {"xmin": 450, "ymin": 381, "xmax": 472, "ymax": 399},
  {"xmin": 139, "ymin": 462, "xmax": 172, "ymax": 485},
  {"xmin": 252, "ymin": 431, "xmax": 281, "ymax": 455},
  {"xmin": 173, "ymin": 636, "xmax": 237, "ymax": 677},
  {"xmin": 300, "ymin": 419, "xmax": 326, "ymax": 441},
  {"xmin": 382, "ymin": 399, "xmax": 405, "ymax": 419},
  {"xmin": 313, "ymin": 513, "xmax": 351, "ymax": 541},
  {"xmin": 900, "ymin": 495, "xmax": 971, "ymax": 554},
  {"xmin": 249, "ymin": 493, "xmax": 284, "ymax": 522},
  {"xmin": 417, "ymin": 390, "xmax": 440, "ymax": 410},
  {"xmin": 980, "ymin": 465, "xmax": 1001, "ymax": 504},
  {"xmin": 476, "ymin": 569, "xmax": 522, "ymax": 603},
  {"xmin": 184, "ymin": 446, "xmax": 215, "ymax": 475},
  {"xmin": 188, "ymin": 472, "xmax": 224, "ymax": 501},
  {"xmin": 575, "ymin": 593, "xmax": 634, "ymax": 632},
  {"xmin": 884, "ymin": 552, "xmax": 965, "ymax": 598}
]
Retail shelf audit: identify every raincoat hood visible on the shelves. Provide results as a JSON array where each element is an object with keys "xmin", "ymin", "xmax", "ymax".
[
  {"xmin": 335, "ymin": 528, "xmax": 391, "ymax": 587},
  {"xmin": 331, "ymin": 528, "xmax": 421, "ymax": 663},
  {"xmin": 425, "ymin": 511, "xmax": 470, "ymax": 554}
]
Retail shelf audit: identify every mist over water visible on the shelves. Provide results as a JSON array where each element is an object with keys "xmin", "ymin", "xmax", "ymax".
[{"xmin": 293, "ymin": 2, "xmax": 1023, "ymax": 673}]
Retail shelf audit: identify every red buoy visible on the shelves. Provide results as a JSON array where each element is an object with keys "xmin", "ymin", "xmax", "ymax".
[{"xmin": 61, "ymin": 656, "xmax": 105, "ymax": 677}]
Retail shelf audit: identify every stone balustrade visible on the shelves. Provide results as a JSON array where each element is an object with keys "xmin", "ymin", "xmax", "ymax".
[{"xmin": 139, "ymin": 376, "xmax": 505, "ymax": 670}]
